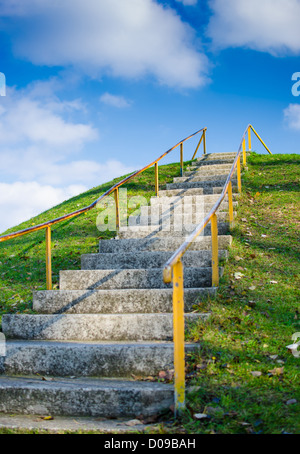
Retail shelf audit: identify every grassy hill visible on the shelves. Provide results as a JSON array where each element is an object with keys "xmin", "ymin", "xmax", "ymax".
[
  {"xmin": 0, "ymin": 152, "xmax": 299, "ymax": 434},
  {"xmin": 0, "ymin": 160, "xmax": 190, "ymax": 322}
]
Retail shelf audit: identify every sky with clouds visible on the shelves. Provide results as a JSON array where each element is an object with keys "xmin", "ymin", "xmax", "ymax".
[{"xmin": 0, "ymin": 0, "xmax": 299, "ymax": 232}]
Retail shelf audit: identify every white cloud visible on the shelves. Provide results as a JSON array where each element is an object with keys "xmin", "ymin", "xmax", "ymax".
[
  {"xmin": 283, "ymin": 104, "xmax": 300, "ymax": 130},
  {"xmin": 0, "ymin": 81, "xmax": 135, "ymax": 232},
  {"xmin": 207, "ymin": 0, "xmax": 300, "ymax": 55},
  {"xmin": 0, "ymin": 181, "xmax": 87, "ymax": 233},
  {"xmin": 0, "ymin": 87, "xmax": 97, "ymax": 148},
  {"xmin": 0, "ymin": 157, "xmax": 135, "ymax": 232},
  {"xmin": 100, "ymin": 93, "xmax": 132, "ymax": 108},
  {"xmin": 0, "ymin": 83, "xmax": 101, "ymax": 184},
  {"xmin": 0, "ymin": 0, "xmax": 209, "ymax": 88}
]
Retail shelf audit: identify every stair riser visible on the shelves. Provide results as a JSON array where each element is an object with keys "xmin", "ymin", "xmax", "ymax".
[
  {"xmin": 196, "ymin": 153, "xmax": 237, "ymax": 160},
  {"xmin": 2, "ymin": 314, "xmax": 208, "ymax": 341},
  {"xmin": 152, "ymin": 191, "xmax": 238, "ymax": 205},
  {"xmin": 81, "ymin": 250, "xmax": 227, "ymax": 270},
  {"xmin": 157, "ymin": 186, "xmax": 238, "ymax": 197},
  {"xmin": 58, "ymin": 267, "xmax": 219, "ymax": 290},
  {"xmin": 167, "ymin": 179, "xmax": 237, "ymax": 190},
  {"xmin": 117, "ymin": 222, "xmax": 229, "ymax": 239},
  {"xmin": 99, "ymin": 235, "xmax": 232, "ymax": 253},
  {"xmin": 33, "ymin": 288, "xmax": 216, "ymax": 314},
  {"xmin": 1, "ymin": 341, "xmax": 199, "ymax": 377},
  {"xmin": 133, "ymin": 211, "xmax": 233, "ymax": 226},
  {"xmin": 187, "ymin": 161, "xmax": 235, "ymax": 169},
  {"xmin": 177, "ymin": 171, "xmax": 236, "ymax": 182},
  {"xmin": 0, "ymin": 378, "xmax": 174, "ymax": 417},
  {"xmin": 141, "ymin": 200, "xmax": 236, "ymax": 216},
  {"xmin": 151, "ymin": 193, "xmax": 235, "ymax": 204}
]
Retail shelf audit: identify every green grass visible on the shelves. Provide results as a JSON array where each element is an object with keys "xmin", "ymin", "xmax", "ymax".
[
  {"xmin": 0, "ymin": 152, "xmax": 299, "ymax": 434},
  {"xmin": 0, "ymin": 160, "xmax": 192, "ymax": 325},
  {"xmin": 157, "ymin": 152, "xmax": 299, "ymax": 435}
]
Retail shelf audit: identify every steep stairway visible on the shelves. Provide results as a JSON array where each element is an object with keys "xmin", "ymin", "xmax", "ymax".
[{"xmin": 0, "ymin": 152, "xmax": 238, "ymax": 418}]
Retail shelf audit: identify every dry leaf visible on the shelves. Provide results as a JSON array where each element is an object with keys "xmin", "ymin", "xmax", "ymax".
[
  {"xmin": 268, "ymin": 367, "xmax": 284, "ymax": 376},
  {"xmin": 194, "ymin": 413, "xmax": 209, "ymax": 420},
  {"xmin": 158, "ymin": 371, "xmax": 167, "ymax": 379},
  {"xmin": 250, "ymin": 371, "xmax": 262, "ymax": 377},
  {"xmin": 249, "ymin": 286, "xmax": 256, "ymax": 291}
]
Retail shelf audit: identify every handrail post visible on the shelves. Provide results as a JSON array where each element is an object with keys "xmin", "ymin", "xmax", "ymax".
[
  {"xmin": 237, "ymin": 155, "xmax": 242, "ymax": 193},
  {"xmin": 248, "ymin": 126, "xmax": 252, "ymax": 151},
  {"xmin": 172, "ymin": 259, "xmax": 185, "ymax": 416},
  {"xmin": 203, "ymin": 128, "xmax": 207, "ymax": 155},
  {"xmin": 191, "ymin": 133, "xmax": 203, "ymax": 161},
  {"xmin": 250, "ymin": 125, "xmax": 272, "ymax": 155},
  {"xmin": 228, "ymin": 181, "xmax": 234, "ymax": 228},
  {"xmin": 211, "ymin": 214, "xmax": 219, "ymax": 287},
  {"xmin": 45, "ymin": 226, "xmax": 52, "ymax": 290},
  {"xmin": 242, "ymin": 138, "xmax": 247, "ymax": 167},
  {"xmin": 180, "ymin": 143, "xmax": 183, "ymax": 177},
  {"xmin": 114, "ymin": 187, "xmax": 120, "ymax": 230},
  {"xmin": 155, "ymin": 162, "xmax": 159, "ymax": 197}
]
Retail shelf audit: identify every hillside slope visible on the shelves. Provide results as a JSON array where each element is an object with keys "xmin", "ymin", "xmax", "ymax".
[
  {"xmin": 0, "ymin": 152, "xmax": 299, "ymax": 434},
  {"xmin": 0, "ymin": 160, "xmax": 189, "ymax": 322}
]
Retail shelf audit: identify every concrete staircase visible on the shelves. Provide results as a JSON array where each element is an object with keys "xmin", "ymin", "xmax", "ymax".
[{"xmin": 0, "ymin": 152, "xmax": 238, "ymax": 419}]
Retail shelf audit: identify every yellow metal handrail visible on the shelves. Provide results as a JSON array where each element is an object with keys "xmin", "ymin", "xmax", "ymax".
[
  {"xmin": 163, "ymin": 124, "xmax": 271, "ymax": 415},
  {"xmin": 0, "ymin": 127, "xmax": 207, "ymax": 290}
]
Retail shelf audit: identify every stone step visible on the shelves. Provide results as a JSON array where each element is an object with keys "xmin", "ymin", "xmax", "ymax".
[
  {"xmin": 99, "ymin": 235, "xmax": 232, "ymax": 253},
  {"xmin": 33, "ymin": 288, "xmax": 216, "ymax": 314},
  {"xmin": 117, "ymin": 222, "xmax": 229, "ymax": 239},
  {"xmin": 59, "ymin": 267, "xmax": 222, "ymax": 290},
  {"xmin": 0, "ymin": 340, "xmax": 199, "ymax": 378},
  {"xmin": 187, "ymin": 161, "xmax": 235, "ymax": 169},
  {"xmin": 156, "ymin": 186, "xmax": 238, "ymax": 198},
  {"xmin": 150, "ymin": 193, "xmax": 232, "ymax": 206},
  {"xmin": 81, "ymin": 250, "xmax": 228, "ymax": 270},
  {"xmin": 2, "ymin": 313, "xmax": 208, "ymax": 341},
  {"xmin": 183, "ymin": 167, "xmax": 234, "ymax": 177},
  {"xmin": 166, "ymin": 178, "xmax": 237, "ymax": 190},
  {"xmin": 140, "ymin": 201, "xmax": 237, "ymax": 217},
  {"xmin": 178, "ymin": 170, "xmax": 236, "ymax": 182},
  {"xmin": 131, "ymin": 211, "xmax": 234, "ymax": 226},
  {"xmin": 172, "ymin": 173, "xmax": 234, "ymax": 184},
  {"xmin": 196, "ymin": 152, "xmax": 237, "ymax": 160},
  {"xmin": 0, "ymin": 376, "xmax": 174, "ymax": 417}
]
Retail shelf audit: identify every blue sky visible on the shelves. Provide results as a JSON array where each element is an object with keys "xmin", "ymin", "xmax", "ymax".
[{"xmin": 0, "ymin": 0, "xmax": 299, "ymax": 232}]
